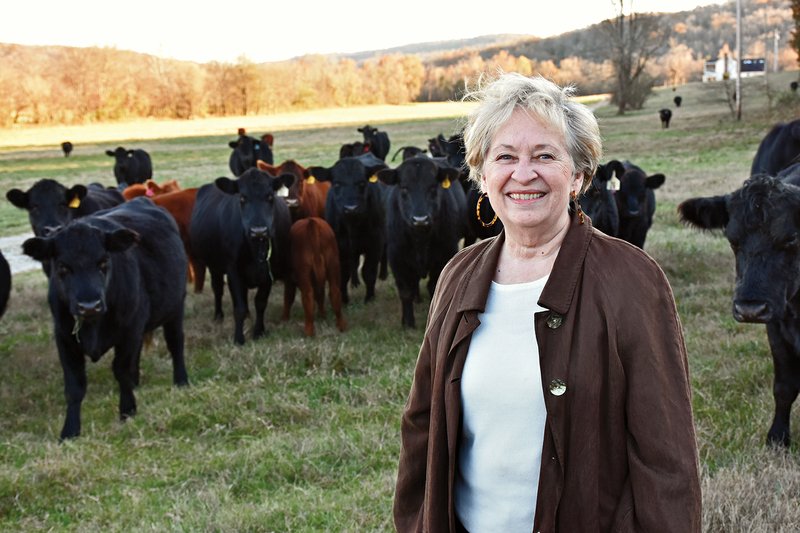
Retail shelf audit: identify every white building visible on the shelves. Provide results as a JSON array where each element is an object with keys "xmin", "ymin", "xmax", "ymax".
[{"xmin": 703, "ymin": 56, "xmax": 765, "ymax": 82}]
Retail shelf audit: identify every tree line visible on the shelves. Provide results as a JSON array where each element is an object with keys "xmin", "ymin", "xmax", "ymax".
[{"xmin": 0, "ymin": 0, "xmax": 795, "ymax": 127}]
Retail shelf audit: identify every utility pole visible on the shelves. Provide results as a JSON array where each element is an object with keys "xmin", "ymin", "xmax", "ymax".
[
  {"xmin": 774, "ymin": 31, "xmax": 780, "ymax": 73},
  {"xmin": 736, "ymin": 0, "xmax": 742, "ymax": 120}
]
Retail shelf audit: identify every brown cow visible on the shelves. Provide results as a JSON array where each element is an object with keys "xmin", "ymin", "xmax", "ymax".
[
  {"xmin": 257, "ymin": 159, "xmax": 330, "ymax": 221},
  {"xmin": 150, "ymin": 188, "xmax": 202, "ymax": 292},
  {"xmin": 282, "ymin": 217, "xmax": 346, "ymax": 336},
  {"xmin": 122, "ymin": 179, "xmax": 181, "ymax": 200}
]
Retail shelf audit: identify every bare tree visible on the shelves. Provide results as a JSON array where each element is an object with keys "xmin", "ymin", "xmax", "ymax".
[{"xmin": 601, "ymin": 0, "xmax": 669, "ymax": 114}]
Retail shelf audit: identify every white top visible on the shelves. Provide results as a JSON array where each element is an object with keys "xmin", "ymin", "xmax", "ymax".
[{"xmin": 455, "ymin": 276, "xmax": 549, "ymax": 533}]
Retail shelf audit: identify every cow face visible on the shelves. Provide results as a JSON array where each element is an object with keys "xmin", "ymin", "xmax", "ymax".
[
  {"xmin": 310, "ymin": 158, "xmax": 385, "ymax": 221},
  {"xmin": 378, "ymin": 158, "xmax": 459, "ymax": 233},
  {"xmin": 228, "ymin": 135, "xmax": 274, "ymax": 173},
  {"xmin": 7, "ymin": 179, "xmax": 88, "ymax": 237},
  {"xmin": 105, "ymin": 146, "xmax": 137, "ymax": 186},
  {"xmin": 616, "ymin": 168, "xmax": 665, "ymax": 218},
  {"xmin": 215, "ymin": 169, "xmax": 292, "ymax": 265},
  {"xmin": 257, "ymin": 160, "xmax": 303, "ymax": 211},
  {"xmin": 23, "ymin": 222, "xmax": 139, "ymax": 321},
  {"xmin": 680, "ymin": 176, "xmax": 800, "ymax": 323},
  {"xmin": 582, "ymin": 160, "xmax": 624, "ymax": 236}
]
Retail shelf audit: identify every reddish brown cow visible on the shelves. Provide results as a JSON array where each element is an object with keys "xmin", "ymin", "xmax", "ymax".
[
  {"xmin": 257, "ymin": 159, "xmax": 330, "ymax": 221},
  {"xmin": 282, "ymin": 217, "xmax": 346, "ymax": 336},
  {"xmin": 150, "ymin": 188, "xmax": 202, "ymax": 292},
  {"xmin": 122, "ymin": 179, "xmax": 181, "ymax": 200}
]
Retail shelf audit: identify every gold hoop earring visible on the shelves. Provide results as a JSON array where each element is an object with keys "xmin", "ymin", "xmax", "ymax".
[
  {"xmin": 476, "ymin": 192, "xmax": 498, "ymax": 228},
  {"xmin": 570, "ymin": 190, "xmax": 585, "ymax": 225}
]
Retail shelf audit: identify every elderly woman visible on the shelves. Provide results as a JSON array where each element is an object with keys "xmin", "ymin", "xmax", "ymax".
[{"xmin": 393, "ymin": 73, "xmax": 700, "ymax": 532}]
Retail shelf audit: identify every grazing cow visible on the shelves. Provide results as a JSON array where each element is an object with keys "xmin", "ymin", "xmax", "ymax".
[
  {"xmin": 228, "ymin": 134, "xmax": 274, "ymax": 176},
  {"xmin": 750, "ymin": 119, "xmax": 800, "ymax": 176},
  {"xmin": 282, "ymin": 217, "xmax": 346, "ymax": 336},
  {"xmin": 189, "ymin": 169, "xmax": 293, "ymax": 344},
  {"xmin": 22, "ymin": 198, "xmax": 189, "ymax": 439},
  {"xmin": 678, "ymin": 171, "xmax": 800, "ymax": 446},
  {"xmin": 150, "ymin": 188, "xmax": 202, "ymax": 293},
  {"xmin": 581, "ymin": 159, "xmax": 625, "ymax": 237},
  {"xmin": 615, "ymin": 161, "xmax": 665, "ymax": 248},
  {"xmin": 257, "ymin": 160, "xmax": 330, "ymax": 221},
  {"xmin": 358, "ymin": 125, "xmax": 390, "ymax": 161},
  {"xmin": 61, "ymin": 141, "xmax": 73, "ymax": 157},
  {"xmin": 307, "ymin": 153, "xmax": 388, "ymax": 304},
  {"xmin": 659, "ymin": 108, "xmax": 672, "ymax": 129},
  {"xmin": 673, "ymin": 95, "xmax": 683, "ymax": 107},
  {"xmin": 391, "ymin": 146, "xmax": 428, "ymax": 162},
  {"xmin": 122, "ymin": 179, "xmax": 181, "ymax": 201},
  {"xmin": 378, "ymin": 157, "xmax": 466, "ymax": 328},
  {"xmin": 0, "ymin": 250, "xmax": 9, "ymax": 319},
  {"xmin": 791, "ymin": 81, "xmax": 798, "ymax": 92},
  {"xmin": 105, "ymin": 147, "xmax": 153, "ymax": 187}
]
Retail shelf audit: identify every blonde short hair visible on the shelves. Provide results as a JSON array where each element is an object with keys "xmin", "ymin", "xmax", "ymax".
[{"xmin": 462, "ymin": 72, "xmax": 602, "ymax": 193}]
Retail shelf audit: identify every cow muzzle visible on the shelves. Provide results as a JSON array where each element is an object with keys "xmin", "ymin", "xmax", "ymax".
[
  {"xmin": 411, "ymin": 215, "xmax": 432, "ymax": 229},
  {"xmin": 249, "ymin": 226, "xmax": 270, "ymax": 240},
  {"xmin": 733, "ymin": 300, "xmax": 773, "ymax": 323},
  {"xmin": 76, "ymin": 299, "xmax": 105, "ymax": 318}
]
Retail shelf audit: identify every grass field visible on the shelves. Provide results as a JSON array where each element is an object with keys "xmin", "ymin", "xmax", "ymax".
[{"xmin": 2, "ymin": 73, "xmax": 800, "ymax": 531}]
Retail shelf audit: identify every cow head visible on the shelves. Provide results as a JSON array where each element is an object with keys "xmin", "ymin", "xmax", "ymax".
[
  {"xmin": 7, "ymin": 179, "xmax": 89, "ymax": 237},
  {"xmin": 257, "ymin": 160, "xmax": 304, "ymax": 211},
  {"xmin": 309, "ymin": 156, "xmax": 386, "ymax": 221},
  {"xmin": 428, "ymin": 134, "xmax": 447, "ymax": 157},
  {"xmin": 215, "ymin": 168, "xmax": 293, "ymax": 265},
  {"xmin": 581, "ymin": 160, "xmax": 624, "ymax": 236},
  {"xmin": 228, "ymin": 135, "xmax": 274, "ymax": 176},
  {"xmin": 23, "ymin": 221, "xmax": 139, "ymax": 322},
  {"xmin": 616, "ymin": 167, "xmax": 665, "ymax": 218},
  {"xmin": 679, "ymin": 176, "xmax": 800, "ymax": 323},
  {"xmin": 105, "ymin": 146, "xmax": 139, "ymax": 187}
]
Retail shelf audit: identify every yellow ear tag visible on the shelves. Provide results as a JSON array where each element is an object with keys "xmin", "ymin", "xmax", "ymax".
[
  {"xmin": 69, "ymin": 196, "xmax": 81, "ymax": 208},
  {"xmin": 369, "ymin": 175, "xmax": 378, "ymax": 183},
  {"xmin": 441, "ymin": 178, "xmax": 451, "ymax": 189},
  {"xmin": 306, "ymin": 176, "xmax": 316, "ymax": 184}
]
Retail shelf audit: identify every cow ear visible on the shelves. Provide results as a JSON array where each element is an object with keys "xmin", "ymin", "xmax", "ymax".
[
  {"xmin": 6, "ymin": 189, "xmax": 29, "ymax": 209},
  {"xmin": 646, "ymin": 174, "xmax": 666, "ymax": 189},
  {"xmin": 106, "ymin": 228, "xmax": 140, "ymax": 252},
  {"xmin": 228, "ymin": 140, "xmax": 238, "ymax": 149},
  {"xmin": 262, "ymin": 134, "xmax": 274, "ymax": 147},
  {"xmin": 610, "ymin": 160, "xmax": 626, "ymax": 179},
  {"xmin": 105, "ymin": 150, "xmax": 115, "ymax": 157},
  {"xmin": 376, "ymin": 168, "xmax": 398, "ymax": 185},
  {"xmin": 275, "ymin": 173, "xmax": 296, "ymax": 190},
  {"xmin": 307, "ymin": 167, "xmax": 331, "ymax": 182},
  {"xmin": 257, "ymin": 160, "xmax": 277, "ymax": 175},
  {"xmin": 678, "ymin": 196, "xmax": 729, "ymax": 230},
  {"xmin": 67, "ymin": 185, "xmax": 88, "ymax": 201},
  {"xmin": 437, "ymin": 166, "xmax": 461, "ymax": 186},
  {"xmin": 791, "ymin": 121, "xmax": 800, "ymax": 140},
  {"xmin": 366, "ymin": 163, "xmax": 387, "ymax": 178},
  {"xmin": 22, "ymin": 237, "xmax": 54, "ymax": 261},
  {"xmin": 215, "ymin": 177, "xmax": 239, "ymax": 194}
]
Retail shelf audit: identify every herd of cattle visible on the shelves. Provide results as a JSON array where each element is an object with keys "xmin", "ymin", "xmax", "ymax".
[{"xmin": 2, "ymin": 116, "xmax": 800, "ymax": 444}]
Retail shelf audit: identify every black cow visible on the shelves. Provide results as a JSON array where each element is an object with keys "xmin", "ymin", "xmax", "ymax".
[
  {"xmin": 105, "ymin": 147, "xmax": 152, "ymax": 187},
  {"xmin": 228, "ymin": 134, "xmax": 274, "ymax": 176},
  {"xmin": 189, "ymin": 168, "xmax": 293, "ymax": 345},
  {"xmin": 678, "ymin": 170, "xmax": 800, "ymax": 446},
  {"xmin": 581, "ymin": 159, "xmax": 625, "ymax": 237},
  {"xmin": 61, "ymin": 141, "xmax": 73, "ymax": 157},
  {"xmin": 391, "ymin": 146, "xmax": 427, "ymax": 162},
  {"xmin": 750, "ymin": 119, "xmax": 800, "ymax": 177},
  {"xmin": 378, "ymin": 157, "xmax": 466, "ymax": 328},
  {"xmin": 673, "ymin": 96, "xmax": 683, "ymax": 107},
  {"xmin": 790, "ymin": 81, "xmax": 798, "ymax": 92},
  {"xmin": 0, "ymin": 250, "xmax": 9, "ymax": 319},
  {"xmin": 339, "ymin": 141, "xmax": 369, "ymax": 159},
  {"xmin": 659, "ymin": 108, "xmax": 672, "ymax": 129},
  {"xmin": 22, "ymin": 198, "xmax": 190, "ymax": 439},
  {"xmin": 427, "ymin": 134, "xmax": 447, "ymax": 157},
  {"xmin": 308, "ymin": 153, "xmax": 388, "ymax": 304},
  {"xmin": 616, "ymin": 161, "xmax": 665, "ymax": 249},
  {"xmin": 358, "ymin": 125, "xmax": 390, "ymax": 161}
]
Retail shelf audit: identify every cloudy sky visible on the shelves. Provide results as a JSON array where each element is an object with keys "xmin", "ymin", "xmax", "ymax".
[{"xmin": 3, "ymin": 1, "xmax": 729, "ymax": 63}]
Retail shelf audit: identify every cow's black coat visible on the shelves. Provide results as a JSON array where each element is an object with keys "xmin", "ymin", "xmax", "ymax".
[
  {"xmin": 750, "ymin": 119, "xmax": 800, "ymax": 176},
  {"xmin": 659, "ymin": 108, "xmax": 672, "ymax": 128},
  {"xmin": 61, "ymin": 141, "xmax": 73, "ymax": 157},
  {"xmin": 673, "ymin": 95, "xmax": 682, "ymax": 107},
  {"xmin": 358, "ymin": 125, "xmax": 390, "ymax": 161},
  {"xmin": 22, "ymin": 198, "xmax": 189, "ymax": 439},
  {"xmin": 581, "ymin": 159, "xmax": 625, "ymax": 237},
  {"xmin": 616, "ymin": 161, "xmax": 665, "ymax": 248},
  {"xmin": 105, "ymin": 146, "xmax": 152, "ymax": 187},
  {"xmin": 0, "ymin": 250, "xmax": 9, "ymax": 319},
  {"xmin": 189, "ymin": 169, "xmax": 292, "ymax": 344},
  {"xmin": 228, "ymin": 134, "xmax": 274, "ymax": 176},
  {"xmin": 679, "ymin": 170, "xmax": 800, "ymax": 447}
]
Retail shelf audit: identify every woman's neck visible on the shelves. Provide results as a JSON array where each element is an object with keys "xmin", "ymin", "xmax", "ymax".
[{"xmin": 494, "ymin": 218, "xmax": 571, "ymax": 284}]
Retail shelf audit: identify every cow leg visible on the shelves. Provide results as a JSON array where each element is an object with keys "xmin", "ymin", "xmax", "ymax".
[
  {"xmin": 226, "ymin": 272, "xmax": 249, "ymax": 345},
  {"xmin": 191, "ymin": 257, "xmax": 206, "ymax": 294},
  {"xmin": 112, "ymin": 342, "xmax": 140, "ymax": 422},
  {"xmin": 300, "ymin": 281, "xmax": 316, "ymax": 337},
  {"xmin": 282, "ymin": 279, "xmax": 297, "ymax": 321},
  {"xmin": 766, "ymin": 325, "xmax": 800, "ymax": 447},
  {"xmin": 338, "ymin": 243, "xmax": 351, "ymax": 305},
  {"xmin": 314, "ymin": 277, "xmax": 326, "ymax": 318},
  {"xmin": 162, "ymin": 319, "xmax": 189, "ymax": 386},
  {"xmin": 210, "ymin": 270, "xmax": 225, "ymax": 321},
  {"xmin": 362, "ymin": 250, "xmax": 381, "ymax": 303},
  {"xmin": 252, "ymin": 282, "xmax": 271, "ymax": 340},
  {"xmin": 327, "ymin": 250, "xmax": 346, "ymax": 332},
  {"xmin": 57, "ymin": 337, "xmax": 87, "ymax": 440},
  {"xmin": 379, "ymin": 245, "xmax": 388, "ymax": 280}
]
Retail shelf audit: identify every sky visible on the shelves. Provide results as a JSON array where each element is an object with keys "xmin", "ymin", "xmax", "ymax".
[{"xmin": 3, "ymin": 1, "xmax": 729, "ymax": 64}]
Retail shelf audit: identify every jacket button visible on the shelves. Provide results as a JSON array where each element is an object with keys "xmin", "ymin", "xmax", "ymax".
[
  {"xmin": 546, "ymin": 312, "xmax": 563, "ymax": 329},
  {"xmin": 549, "ymin": 379, "xmax": 567, "ymax": 396}
]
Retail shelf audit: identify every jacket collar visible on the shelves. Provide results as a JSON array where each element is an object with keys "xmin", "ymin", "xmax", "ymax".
[{"xmin": 455, "ymin": 213, "xmax": 594, "ymax": 315}]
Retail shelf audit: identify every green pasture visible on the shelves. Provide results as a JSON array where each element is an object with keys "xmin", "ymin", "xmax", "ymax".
[{"xmin": 2, "ymin": 72, "xmax": 800, "ymax": 531}]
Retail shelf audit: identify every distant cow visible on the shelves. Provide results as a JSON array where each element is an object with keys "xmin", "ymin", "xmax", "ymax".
[
  {"xmin": 391, "ymin": 146, "xmax": 427, "ymax": 162},
  {"xmin": 659, "ymin": 108, "xmax": 672, "ymax": 129},
  {"xmin": 339, "ymin": 141, "xmax": 369, "ymax": 159},
  {"xmin": 282, "ymin": 217, "xmax": 346, "ymax": 336},
  {"xmin": 358, "ymin": 125, "xmax": 390, "ymax": 161},
  {"xmin": 228, "ymin": 134, "xmax": 274, "ymax": 176},
  {"xmin": 378, "ymin": 156, "xmax": 466, "ymax": 328},
  {"xmin": 189, "ymin": 169, "xmax": 293, "ymax": 344},
  {"xmin": 679, "ymin": 171, "xmax": 800, "ymax": 446},
  {"xmin": 427, "ymin": 134, "xmax": 447, "ymax": 157},
  {"xmin": 257, "ymin": 160, "xmax": 330, "ymax": 222},
  {"xmin": 307, "ymin": 153, "xmax": 388, "ymax": 304},
  {"xmin": 105, "ymin": 147, "xmax": 153, "ymax": 187},
  {"xmin": 22, "ymin": 198, "xmax": 189, "ymax": 439},
  {"xmin": 616, "ymin": 161, "xmax": 665, "ymax": 248},
  {"xmin": 581, "ymin": 159, "xmax": 625, "ymax": 237},
  {"xmin": 122, "ymin": 179, "xmax": 181, "ymax": 200},
  {"xmin": 791, "ymin": 81, "xmax": 798, "ymax": 92},
  {"xmin": 61, "ymin": 141, "xmax": 73, "ymax": 157},
  {"xmin": 673, "ymin": 96, "xmax": 683, "ymax": 107},
  {"xmin": 151, "ymin": 188, "xmax": 202, "ymax": 293},
  {"xmin": 0, "ymin": 250, "xmax": 9, "ymax": 319},
  {"xmin": 750, "ymin": 119, "xmax": 800, "ymax": 177}
]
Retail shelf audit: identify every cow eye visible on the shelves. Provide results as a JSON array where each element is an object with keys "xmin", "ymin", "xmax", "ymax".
[
  {"xmin": 57, "ymin": 262, "xmax": 71, "ymax": 277},
  {"xmin": 98, "ymin": 258, "xmax": 109, "ymax": 274}
]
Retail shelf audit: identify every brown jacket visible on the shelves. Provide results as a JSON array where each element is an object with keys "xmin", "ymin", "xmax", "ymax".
[{"xmin": 393, "ymin": 214, "xmax": 701, "ymax": 532}]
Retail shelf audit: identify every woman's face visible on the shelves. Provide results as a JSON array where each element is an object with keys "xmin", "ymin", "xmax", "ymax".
[{"xmin": 482, "ymin": 108, "xmax": 582, "ymax": 241}]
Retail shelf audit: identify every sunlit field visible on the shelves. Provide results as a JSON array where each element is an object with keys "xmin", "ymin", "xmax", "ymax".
[{"xmin": 1, "ymin": 73, "xmax": 800, "ymax": 531}]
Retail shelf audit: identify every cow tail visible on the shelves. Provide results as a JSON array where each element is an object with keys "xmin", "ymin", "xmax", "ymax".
[{"xmin": 308, "ymin": 219, "xmax": 326, "ymax": 286}]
